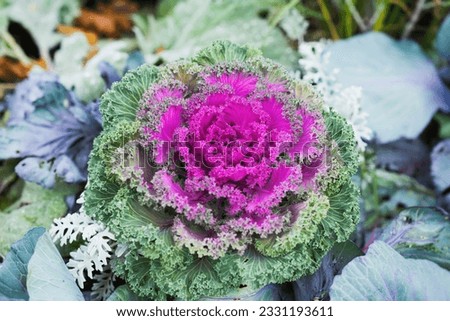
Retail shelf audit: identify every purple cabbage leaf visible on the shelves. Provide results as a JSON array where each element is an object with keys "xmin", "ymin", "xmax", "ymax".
[{"xmin": 0, "ymin": 73, "xmax": 102, "ymax": 188}]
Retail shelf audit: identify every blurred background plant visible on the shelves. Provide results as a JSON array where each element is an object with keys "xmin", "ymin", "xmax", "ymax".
[
  {"xmin": 300, "ymin": 0, "xmax": 449, "ymax": 48},
  {"xmin": 1, "ymin": 0, "xmax": 448, "ymax": 85}
]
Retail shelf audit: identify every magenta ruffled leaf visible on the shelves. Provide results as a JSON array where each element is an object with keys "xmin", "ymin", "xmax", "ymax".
[{"xmin": 138, "ymin": 69, "xmax": 328, "ymax": 247}]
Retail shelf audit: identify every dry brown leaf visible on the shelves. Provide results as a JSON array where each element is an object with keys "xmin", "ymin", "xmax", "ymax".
[
  {"xmin": 0, "ymin": 56, "xmax": 30, "ymax": 82},
  {"xmin": 75, "ymin": 0, "xmax": 139, "ymax": 38},
  {"xmin": 0, "ymin": 57, "xmax": 47, "ymax": 82},
  {"xmin": 84, "ymin": 47, "xmax": 99, "ymax": 64},
  {"xmin": 34, "ymin": 58, "xmax": 47, "ymax": 70},
  {"xmin": 57, "ymin": 25, "xmax": 98, "ymax": 45}
]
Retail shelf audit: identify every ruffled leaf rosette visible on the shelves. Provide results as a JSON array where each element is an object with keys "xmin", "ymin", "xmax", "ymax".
[{"xmin": 84, "ymin": 41, "xmax": 360, "ymax": 300}]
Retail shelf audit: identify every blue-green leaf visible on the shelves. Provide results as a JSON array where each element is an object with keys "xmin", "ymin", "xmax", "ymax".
[
  {"xmin": 0, "ymin": 227, "xmax": 45, "ymax": 300},
  {"xmin": 326, "ymin": 32, "xmax": 450, "ymax": 143},
  {"xmin": 0, "ymin": 227, "xmax": 84, "ymax": 301},
  {"xmin": 330, "ymin": 241, "xmax": 450, "ymax": 300},
  {"xmin": 27, "ymin": 232, "xmax": 84, "ymax": 301},
  {"xmin": 379, "ymin": 207, "xmax": 450, "ymax": 270},
  {"xmin": 431, "ymin": 139, "xmax": 450, "ymax": 193},
  {"xmin": 436, "ymin": 15, "xmax": 450, "ymax": 61}
]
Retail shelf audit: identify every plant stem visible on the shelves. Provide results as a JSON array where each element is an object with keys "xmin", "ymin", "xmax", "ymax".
[
  {"xmin": 316, "ymin": 0, "xmax": 340, "ymax": 39},
  {"xmin": 402, "ymin": 0, "xmax": 426, "ymax": 38},
  {"xmin": 368, "ymin": 1, "xmax": 387, "ymax": 29},
  {"xmin": 345, "ymin": 0, "xmax": 368, "ymax": 31}
]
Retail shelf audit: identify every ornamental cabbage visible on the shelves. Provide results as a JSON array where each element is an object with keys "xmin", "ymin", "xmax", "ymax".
[{"xmin": 84, "ymin": 41, "xmax": 360, "ymax": 300}]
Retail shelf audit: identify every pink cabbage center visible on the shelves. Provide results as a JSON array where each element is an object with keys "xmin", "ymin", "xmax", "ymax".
[{"xmin": 138, "ymin": 71, "xmax": 327, "ymax": 256}]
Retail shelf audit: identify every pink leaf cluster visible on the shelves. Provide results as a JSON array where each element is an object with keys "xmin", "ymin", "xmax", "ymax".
[{"xmin": 137, "ymin": 70, "xmax": 327, "ymax": 258}]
